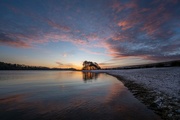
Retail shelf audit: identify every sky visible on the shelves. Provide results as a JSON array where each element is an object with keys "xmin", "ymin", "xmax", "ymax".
[{"xmin": 0, "ymin": 0, "xmax": 180, "ymax": 69}]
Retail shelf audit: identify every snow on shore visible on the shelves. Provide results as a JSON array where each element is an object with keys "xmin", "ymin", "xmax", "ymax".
[
  {"xmin": 92, "ymin": 67, "xmax": 180, "ymax": 119},
  {"xmin": 93, "ymin": 67, "xmax": 180, "ymax": 99}
]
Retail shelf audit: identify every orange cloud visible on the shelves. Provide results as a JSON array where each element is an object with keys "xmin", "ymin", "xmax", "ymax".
[{"xmin": 117, "ymin": 21, "xmax": 132, "ymax": 30}]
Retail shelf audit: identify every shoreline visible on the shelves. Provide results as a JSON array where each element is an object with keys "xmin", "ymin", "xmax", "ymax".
[{"xmin": 91, "ymin": 67, "xmax": 180, "ymax": 120}]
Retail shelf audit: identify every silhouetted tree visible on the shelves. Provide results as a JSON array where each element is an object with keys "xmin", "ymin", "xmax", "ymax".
[{"xmin": 82, "ymin": 61, "xmax": 101, "ymax": 70}]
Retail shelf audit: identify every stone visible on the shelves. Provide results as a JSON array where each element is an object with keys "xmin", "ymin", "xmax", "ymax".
[
  {"xmin": 168, "ymin": 113, "xmax": 172, "ymax": 117},
  {"xmin": 175, "ymin": 109, "xmax": 180, "ymax": 114}
]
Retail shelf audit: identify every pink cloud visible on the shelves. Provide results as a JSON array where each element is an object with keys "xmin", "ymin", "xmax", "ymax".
[
  {"xmin": 44, "ymin": 33, "xmax": 88, "ymax": 45},
  {"xmin": 117, "ymin": 20, "xmax": 132, "ymax": 30},
  {"xmin": 0, "ymin": 39, "xmax": 31, "ymax": 48},
  {"xmin": 84, "ymin": 33, "xmax": 99, "ymax": 41},
  {"xmin": 56, "ymin": 62, "xmax": 63, "ymax": 66},
  {"xmin": 111, "ymin": 0, "xmax": 137, "ymax": 13},
  {"xmin": 0, "ymin": 33, "xmax": 31, "ymax": 48},
  {"xmin": 46, "ymin": 19, "xmax": 71, "ymax": 32}
]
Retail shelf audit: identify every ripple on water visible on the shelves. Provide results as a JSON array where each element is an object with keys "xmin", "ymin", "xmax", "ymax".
[{"xmin": 0, "ymin": 71, "xmax": 162, "ymax": 120}]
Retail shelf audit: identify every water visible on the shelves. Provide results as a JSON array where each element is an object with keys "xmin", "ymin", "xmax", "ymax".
[{"xmin": 0, "ymin": 71, "xmax": 161, "ymax": 120}]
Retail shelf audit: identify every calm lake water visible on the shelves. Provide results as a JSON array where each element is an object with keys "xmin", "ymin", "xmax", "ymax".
[{"xmin": 0, "ymin": 71, "xmax": 161, "ymax": 120}]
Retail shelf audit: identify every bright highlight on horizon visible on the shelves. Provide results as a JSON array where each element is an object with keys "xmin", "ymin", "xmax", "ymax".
[{"xmin": 0, "ymin": 0, "xmax": 180, "ymax": 69}]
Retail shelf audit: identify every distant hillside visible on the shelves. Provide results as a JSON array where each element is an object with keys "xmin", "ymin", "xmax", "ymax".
[
  {"xmin": 0, "ymin": 62, "xmax": 76, "ymax": 70},
  {"xmin": 103, "ymin": 60, "xmax": 180, "ymax": 70}
]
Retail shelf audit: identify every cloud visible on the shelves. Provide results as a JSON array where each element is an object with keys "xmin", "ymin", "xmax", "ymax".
[
  {"xmin": 44, "ymin": 33, "xmax": 88, "ymax": 45},
  {"xmin": 0, "ymin": 1, "xmax": 105, "ymax": 49},
  {"xmin": 0, "ymin": 33, "xmax": 31, "ymax": 48},
  {"xmin": 63, "ymin": 53, "xmax": 67, "ymax": 57},
  {"xmin": 117, "ymin": 21, "xmax": 132, "ymax": 30},
  {"xmin": 61, "ymin": 51, "xmax": 75, "ymax": 57},
  {"xmin": 55, "ymin": 61, "xmax": 76, "ymax": 68},
  {"xmin": 111, "ymin": 0, "xmax": 137, "ymax": 13},
  {"xmin": 45, "ymin": 19, "xmax": 71, "ymax": 32},
  {"xmin": 105, "ymin": 0, "xmax": 180, "ymax": 61},
  {"xmin": 0, "ymin": 0, "xmax": 179, "ymax": 62},
  {"xmin": 56, "ymin": 62, "xmax": 63, "ymax": 66}
]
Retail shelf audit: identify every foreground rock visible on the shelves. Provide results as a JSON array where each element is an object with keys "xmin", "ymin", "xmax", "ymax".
[{"xmin": 92, "ymin": 67, "xmax": 180, "ymax": 120}]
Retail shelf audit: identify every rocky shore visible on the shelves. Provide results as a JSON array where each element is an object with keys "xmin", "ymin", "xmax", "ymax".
[{"xmin": 92, "ymin": 67, "xmax": 180, "ymax": 120}]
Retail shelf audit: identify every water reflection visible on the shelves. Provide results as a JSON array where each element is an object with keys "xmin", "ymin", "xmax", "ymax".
[
  {"xmin": 82, "ymin": 72, "xmax": 99, "ymax": 82},
  {"xmin": 0, "ymin": 71, "xmax": 161, "ymax": 120}
]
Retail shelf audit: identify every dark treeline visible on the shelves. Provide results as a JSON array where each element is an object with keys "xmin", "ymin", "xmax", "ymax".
[
  {"xmin": 0, "ymin": 62, "xmax": 76, "ymax": 70},
  {"xmin": 102, "ymin": 60, "xmax": 180, "ymax": 70}
]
